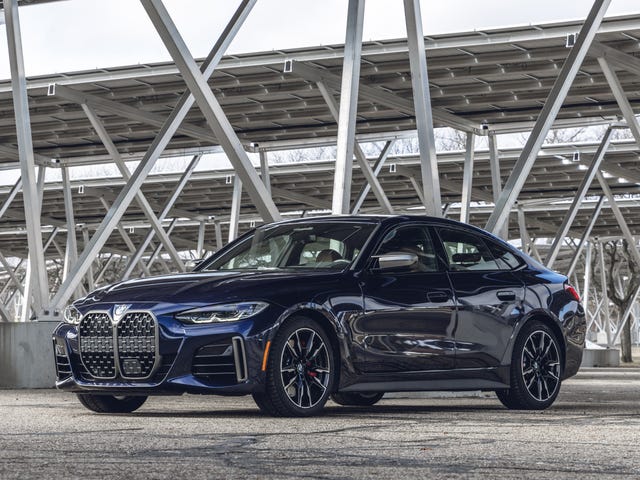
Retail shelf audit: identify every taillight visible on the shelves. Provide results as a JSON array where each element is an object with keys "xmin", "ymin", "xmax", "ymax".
[{"xmin": 564, "ymin": 284, "xmax": 580, "ymax": 302}]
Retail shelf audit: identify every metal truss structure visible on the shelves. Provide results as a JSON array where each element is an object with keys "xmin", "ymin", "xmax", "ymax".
[{"xmin": 1, "ymin": 0, "xmax": 640, "ymax": 346}]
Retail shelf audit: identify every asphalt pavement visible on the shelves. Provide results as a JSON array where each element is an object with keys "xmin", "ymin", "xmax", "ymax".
[{"xmin": 1, "ymin": 368, "xmax": 640, "ymax": 479}]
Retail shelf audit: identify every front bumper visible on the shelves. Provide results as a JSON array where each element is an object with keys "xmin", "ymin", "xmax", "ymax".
[{"xmin": 52, "ymin": 309, "xmax": 273, "ymax": 396}]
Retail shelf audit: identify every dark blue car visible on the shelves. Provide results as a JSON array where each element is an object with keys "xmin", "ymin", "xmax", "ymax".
[{"xmin": 53, "ymin": 215, "xmax": 585, "ymax": 416}]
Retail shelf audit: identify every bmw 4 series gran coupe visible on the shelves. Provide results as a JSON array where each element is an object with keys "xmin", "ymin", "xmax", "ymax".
[{"xmin": 53, "ymin": 215, "xmax": 585, "ymax": 417}]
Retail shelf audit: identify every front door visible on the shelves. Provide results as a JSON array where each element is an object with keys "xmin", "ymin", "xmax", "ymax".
[{"xmin": 355, "ymin": 224, "xmax": 456, "ymax": 373}]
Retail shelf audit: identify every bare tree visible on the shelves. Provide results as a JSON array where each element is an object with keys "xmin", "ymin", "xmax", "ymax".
[{"xmin": 599, "ymin": 240, "xmax": 640, "ymax": 362}]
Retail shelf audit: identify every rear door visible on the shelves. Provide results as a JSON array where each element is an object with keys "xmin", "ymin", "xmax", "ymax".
[{"xmin": 434, "ymin": 227, "xmax": 525, "ymax": 369}]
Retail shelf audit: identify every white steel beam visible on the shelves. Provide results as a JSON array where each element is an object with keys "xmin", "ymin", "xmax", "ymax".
[
  {"xmin": 53, "ymin": 84, "xmax": 218, "ymax": 144},
  {"xmin": 351, "ymin": 140, "xmax": 394, "ymax": 214},
  {"xmin": 228, "ymin": 175, "xmax": 242, "ymax": 243},
  {"xmin": 596, "ymin": 171, "xmax": 640, "ymax": 267},
  {"xmin": 460, "ymin": 133, "xmax": 475, "ymax": 223},
  {"xmin": 597, "ymin": 58, "xmax": 640, "ymax": 146},
  {"xmin": 141, "ymin": 0, "xmax": 280, "ymax": 223},
  {"xmin": 404, "ymin": 0, "xmax": 441, "ymax": 216},
  {"xmin": 289, "ymin": 62, "xmax": 481, "ymax": 134},
  {"xmin": 485, "ymin": 0, "xmax": 612, "ymax": 234},
  {"xmin": 259, "ymin": 150, "xmax": 271, "ymax": 195},
  {"xmin": 60, "ymin": 166, "xmax": 79, "ymax": 283},
  {"xmin": 566, "ymin": 196, "xmax": 605, "ymax": 278},
  {"xmin": 0, "ymin": 177, "xmax": 22, "ymax": 221},
  {"xmin": 598, "ymin": 241, "xmax": 613, "ymax": 347},
  {"xmin": 81, "ymin": 103, "xmax": 185, "ymax": 271},
  {"xmin": 49, "ymin": 0, "xmax": 255, "ymax": 310},
  {"xmin": 330, "ymin": 0, "xmax": 365, "ymax": 214},
  {"xmin": 316, "ymin": 80, "xmax": 393, "ymax": 214},
  {"xmin": 271, "ymin": 187, "xmax": 331, "ymax": 210},
  {"xmin": 590, "ymin": 42, "xmax": 640, "ymax": 78},
  {"xmin": 214, "ymin": 221, "xmax": 223, "ymax": 251},
  {"xmin": 4, "ymin": 0, "xmax": 49, "ymax": 313},
  {"xmin": 545, "ymin": 127, "xmax": 614, "ymax": 268},
  {"xmin": 121, "ymin": 154, "xmax": 201, "ymax": 280}
]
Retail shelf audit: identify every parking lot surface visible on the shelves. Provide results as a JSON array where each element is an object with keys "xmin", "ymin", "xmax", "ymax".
[{"xmin": 1, "ymin": 368, "xmax": 639, "ymax": 479}]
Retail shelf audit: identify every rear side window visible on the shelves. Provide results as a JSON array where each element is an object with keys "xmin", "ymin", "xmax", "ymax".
[
  {"xmin": 485, "ymin": 240, "xmax": 524, "ymax": 270},
  {"xmin": 437, "ymin": 228, "xmax": 500, "ymax": 271}
]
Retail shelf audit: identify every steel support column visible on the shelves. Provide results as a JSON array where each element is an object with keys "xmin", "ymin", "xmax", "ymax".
[
  {"xmin": 330, "ymin": 0, "xmax": 365, "ymax": 214},
  {"xmin": 4, "ymin": 0, "xmax": 49, "ymax": 313},
  {"xmin": 351, "ymin": 140, "xmax": 394, "ymax": 214},
  {"xmin": 598, "ymin": 58, "xmax": 640, "ymax": 145},
  {"xmin": 60, "ymin": 166, "xmax": 80, "ymax": 299},
  {"xmin": 316, "ymin": 80, "xmax": 393, "ymax": 214},
  {"xmin": 81, "ymin": 103, "xmax": 185, "ymax": 271},
  {"xmin": 214, "ymin": 221, "xmax": 223, "ymax": 251},
  {"xmin": 404, "ymin": 0, "xmax": 441, "ymax": 216},
  {"xmin": 598, "ymin": 241, "xmax": 613, "ymax": 346},
  {"xmin": 485, "ymin": 0, "xmax": 611, "ymax": 234},
  {"xmin": 460, "ymin": 133, "xmax": 475, "ymax": 223},
  {"xmin": 197, "ymin": 221, "xmax": 206, "ymax": 258},
  {"xmin": 0, "ymin": 177, "xmax": 22, "ymax": 221},
  {"xmin": 259, "ymin": 150, "xmax": 271, "ymax": 194},
  {"xmin": 228, "ymin": 175, "xmax": 242, "ymax": 243},
  {"xmin": 141, "ymin": 0, "xmax": 280, "ymax": 223},
  {"xmin": 566, "ymin": 196, "xmax": 605, "ymax": 277},
  {"xmin": 596, "ymin": 171, "xmax": 640, "ymax": 267},
  {"xmin": 49, "ymin": 1, "xmax": 254, "ymax": 310},
  {"xmin": 121, "ymin": 154, "xmax": 201, "ymax": 280},
  {"xmin": 583, "ymin": 241, "xmax": 592, "ymax": 325},
  {"xmin": 545, "ymin": 127, "xmax": 614, "ymax": 268}
]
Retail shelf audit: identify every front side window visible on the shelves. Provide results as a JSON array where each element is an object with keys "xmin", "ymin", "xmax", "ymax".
[
  {"xmin": 373, "ymin": 225, "xmax": 439, "ymax": 272},
  {"xmin": 437, "ymin": 228, "xmax": 500, "ymax": 271},
  {"xmin": 201, "ymin": 222, "xmax": 376, "ymax": 271}
]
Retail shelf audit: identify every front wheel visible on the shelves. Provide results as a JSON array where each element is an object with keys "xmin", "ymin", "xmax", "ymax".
[
  {"xmin": 77, "ymin": 394, "xmax": 147, "ymax": 413},
  {"xmin": 331, "ymin": 391, "xmax": 384, "ymax": 407},
  {"xmin": 256, "ymin": 317, "xmax": 335, "ymax": 417},
  {"xmin": 496, "ymin": 321, "xmax": 563, "ymax": 410}
]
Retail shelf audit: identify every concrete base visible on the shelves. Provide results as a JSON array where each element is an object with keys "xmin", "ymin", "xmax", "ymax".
[
  {"xmin": 0, "ymin": 321, "xmax": 57, "ymax": 388},
  {"xmin": 581, "ymin": 347, "xmax": 620, "ymax": 368}
]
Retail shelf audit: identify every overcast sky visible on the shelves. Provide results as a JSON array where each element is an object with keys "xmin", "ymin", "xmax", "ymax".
[{"xmin": 1, "ymin": 0, "xmax": 639, "ymax": 79}]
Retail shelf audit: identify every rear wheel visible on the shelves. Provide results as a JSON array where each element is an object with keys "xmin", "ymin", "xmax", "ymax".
[
  {"xmin": 496, "ymin": 321, "xmax": 562, "ymax": 410},
  {"xmin": 76, "ymin": 394, "xmax": 147, "ymax": 413},
  {"xmin": 255, "ymin": 317, "xmax": 335, "ymax": 417},
  {"xmin": 331, "ymin": 392, "xmax": 384, "ymax": 407}
]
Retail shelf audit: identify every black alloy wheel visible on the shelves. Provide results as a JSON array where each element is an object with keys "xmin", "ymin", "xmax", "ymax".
[
  {"xmin": 331, "ymin": 391, "xmax": 384, "ymax": 407},
  {"xmin": 254, "ymin": 317, "xmax": 334, "ymax": 417},
  {"xmin": 76, "ymin": 394, "xmax": 148, "ymax": 413},
  {"xmin": 496, "ymin": 321, "xmax": 562, "ymax": 410}
]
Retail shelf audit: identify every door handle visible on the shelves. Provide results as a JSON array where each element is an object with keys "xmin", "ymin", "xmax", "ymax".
[
  {"xmin": 427, "ymin": 292, "xmax": 450, "ymax": 303},
  {"xmin": 497, "ymin": 290, "xmax": 516, "ymax": 301}
]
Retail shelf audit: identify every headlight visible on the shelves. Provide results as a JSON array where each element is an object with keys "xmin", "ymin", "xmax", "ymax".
[
  {"xmin": 63, "ymin": 305, "xmax": 82, "ymax": 325},
  {"xmin": 175, "ymin": 302, "xmax": 269, "ymax": 324}
]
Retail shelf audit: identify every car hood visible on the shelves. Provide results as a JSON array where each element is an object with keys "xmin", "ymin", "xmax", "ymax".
[{"xmin": 80, "ymin": 270, "xmax": 343, "ymax": 306}]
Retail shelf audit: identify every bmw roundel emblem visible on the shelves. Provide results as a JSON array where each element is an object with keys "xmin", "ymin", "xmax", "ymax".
[{"xmin": 113, "ymin": 304, "xmax": 132, "ymax": 320}]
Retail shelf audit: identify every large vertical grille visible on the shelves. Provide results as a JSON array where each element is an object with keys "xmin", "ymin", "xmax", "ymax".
[
  {"xmin": 78, "ymin": 312, "xmax": 115, "ymax": 379},
  {"xmin": 116, "ymin": 312, "xmax": 158, "ymax": 379}
]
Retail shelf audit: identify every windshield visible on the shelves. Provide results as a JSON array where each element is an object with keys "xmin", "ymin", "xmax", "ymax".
[{"xmin": 201, "ymin": 221, "xmax": 377, "ymax": 271}]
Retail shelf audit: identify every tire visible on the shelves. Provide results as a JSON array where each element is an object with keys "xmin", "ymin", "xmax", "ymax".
[
  {"xmin": 258, "ymin": 316, "xmax": 335, "ymax": 417},
  {"xmin": 331, "ymin": 392, "xmax": 384, "ymax": 407},
  {"xmin": 496, "ymin": 321, "xmax": 563, "ymax": 410},
  {"xmin": 77, "ymin": 394, "xmax": 148, "ymax": 413}
]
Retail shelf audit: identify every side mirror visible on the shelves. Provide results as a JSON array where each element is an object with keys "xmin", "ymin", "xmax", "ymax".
[
  {"xmin": 374, "ymin": 252, "xmax": 418, "ymax": 271},
  {"xmin": 185, "ymin": 258, "xmax": 206, "ymax": 270}
]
